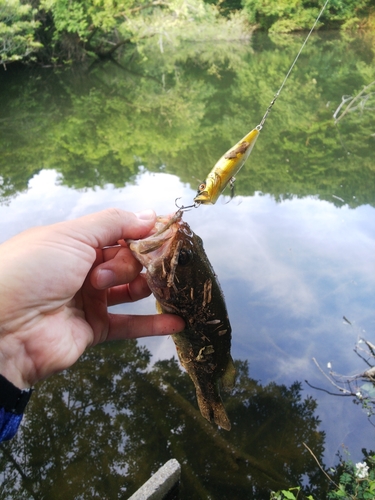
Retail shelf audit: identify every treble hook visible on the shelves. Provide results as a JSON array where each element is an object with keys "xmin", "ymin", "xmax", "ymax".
[{"xmin": 175, "ymin": 198, "xmax": 201, "ymax": 212}]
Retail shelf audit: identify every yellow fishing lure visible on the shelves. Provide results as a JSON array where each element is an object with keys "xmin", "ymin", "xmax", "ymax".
[
  {"xmin": 194, "ymin": 127, "xmax": 261, "ymax": 205},
  {"xmin": 194, "ymin": 0, "xmax": 330, "ymax": 206}
]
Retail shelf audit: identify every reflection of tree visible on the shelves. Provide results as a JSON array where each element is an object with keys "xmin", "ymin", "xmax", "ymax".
[
  {"xmin": 0, "ymin": 341, "xmax": 328, "ymax": 499},
  {"xmin": 1, "ymin": 32, "xmax": 375, "ymax": 207}
]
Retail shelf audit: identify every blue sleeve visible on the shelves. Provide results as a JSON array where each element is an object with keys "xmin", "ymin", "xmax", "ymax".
[{"xmin": 0, "ymin": 407, "xmax": 23, "ymax": 442}]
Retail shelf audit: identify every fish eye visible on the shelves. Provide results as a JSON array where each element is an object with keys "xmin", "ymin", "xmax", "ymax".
[
  {"xmin": 178, "ymin": 248, "xmax": 193, "ymax": 266},
  {"xmin": 198, "ymin": 183, "xmax": 206, "ymax": 193}
]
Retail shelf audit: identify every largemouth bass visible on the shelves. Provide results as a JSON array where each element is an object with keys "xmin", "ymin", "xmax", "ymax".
[{"xmin": 128, "ymin": 211, "xmax": 235, "ymax": 430}]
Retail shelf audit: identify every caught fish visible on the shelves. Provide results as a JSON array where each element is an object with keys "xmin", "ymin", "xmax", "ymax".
[
  {"xmin": 128, "ymin": 211, "xmax": 235, "ymax": 430},
  {"xmin": 194, "ymin": 127, "xmax": 260, "ymax": 205},
  {"xmin": 194, "ymin": 0, "xmax": 330, "ymax": 206}
]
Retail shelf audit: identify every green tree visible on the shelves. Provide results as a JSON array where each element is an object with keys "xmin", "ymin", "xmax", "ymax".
[
  {"xmin": 31, "ymin": 0, "xmax": 249, "ymax": 64},
  {"xmin": 0, "ymin": 32, "xmax": 374, "ymax": 208},
  {"xmin": 241, "ymin": 0, "xmax": 374, "ymax": 32},
  {"xmin": 0, "ymin": 0, "xmax": 41, "ymax": 65}
]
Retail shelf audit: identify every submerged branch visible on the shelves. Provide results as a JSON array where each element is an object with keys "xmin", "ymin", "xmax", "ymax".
[{"xmin": 95, "ymin": 38, "xmax": 132, "ymax": 58}]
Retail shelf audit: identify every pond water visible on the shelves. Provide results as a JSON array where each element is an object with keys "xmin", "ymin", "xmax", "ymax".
[{"xmin": 0, "ymin": 30, "xmax": 374, "ymax": 499}]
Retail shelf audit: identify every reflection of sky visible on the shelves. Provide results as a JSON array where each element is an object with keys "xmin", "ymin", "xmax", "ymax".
[{"xmin": 1, "ymin": 169, "xmax": 374, "ymax": 464}]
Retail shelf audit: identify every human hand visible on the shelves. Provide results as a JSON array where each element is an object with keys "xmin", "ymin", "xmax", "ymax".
[{"xmin": 0, "ymin": 208, "xmax": 185, "ymax": 389}]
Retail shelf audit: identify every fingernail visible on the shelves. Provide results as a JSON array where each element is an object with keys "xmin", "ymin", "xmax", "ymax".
[
  {"xmin": 135, "ymin": 209, "xmax": 155, "ymax": 221},
  {"xmin": 96, "ymin": 269, "xmax": 116, "ymax": 288}
]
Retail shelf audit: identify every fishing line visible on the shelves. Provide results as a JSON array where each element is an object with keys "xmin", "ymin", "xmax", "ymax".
[
  {"xmin": 257, "ymin": 0, "xmax": 330, "ymax": 130},
  {"xmin": 193, "ymin": 0, "xmax": 331, "ymax": 206}
]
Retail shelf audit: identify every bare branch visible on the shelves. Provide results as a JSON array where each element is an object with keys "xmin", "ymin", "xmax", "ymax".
[
  {"xmin": 312, "ymin": 358, "xmax": 353, "ymax": 395},
  {"xmin": 334, "ymin": 80, "xmax": 375, "ymax": 123},
  {"xmin": 304, "ymin": 380, "xmax": 352, "ymax": 397}
]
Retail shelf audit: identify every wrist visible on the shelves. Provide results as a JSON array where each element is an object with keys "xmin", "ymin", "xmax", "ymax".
[
  {"xmin": 0, "ymin": 364, "xmax": 30, "ymax": 390},
  {"xmin": 0, "ymin": 339, "xmax": 33, "ymax": 390}
]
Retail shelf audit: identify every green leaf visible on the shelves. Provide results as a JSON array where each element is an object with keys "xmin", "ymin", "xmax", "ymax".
[
  {"xmin": 333, "ymin": 486, "xmax": 348, "ymax": 498},
  {"xmin": 282, "ymin": 492, "xmax": 297, "ymax": 499}
]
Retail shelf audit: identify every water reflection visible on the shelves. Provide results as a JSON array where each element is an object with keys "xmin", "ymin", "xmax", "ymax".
[
  {"xmin": 0, "ymin": 30, "xmax": 374, "ymax": 498},
  {"xmin": 0, "ymin": 170, "xmax": 373, "ymax": 497},
  {"xmin": 0, "ymin": 340, "xmax": 328, "ymax": 499},
  {"xmin": 1, "ymin": 32, "xmax": 374, "ymax": 207}
]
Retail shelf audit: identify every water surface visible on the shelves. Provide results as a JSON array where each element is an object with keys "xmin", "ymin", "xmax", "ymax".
[{"xmin": 0, "ymin": 31, "xmax": 374, "ymax": 499}]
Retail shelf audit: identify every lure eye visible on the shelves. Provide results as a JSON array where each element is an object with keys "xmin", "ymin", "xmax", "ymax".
[
  {"xmin": 178, "ymin": 248, "xmax": 193, "ymax": 266},
  {"xmin": 198, "ymin": 183, "xmax": 206, "ymax": 193}
]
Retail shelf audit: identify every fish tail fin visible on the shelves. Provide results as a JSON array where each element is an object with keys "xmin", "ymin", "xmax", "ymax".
[
  {"xmin": 194, "ymin": 357, "xmax": 235, "ymax": 431},
  {"xmin": 211, "ymin": 401, "xmax": 231, "ymax": 431},
  {"xmin": 196, "ymin": 392, "xmax": 231, "ymax": 431}
]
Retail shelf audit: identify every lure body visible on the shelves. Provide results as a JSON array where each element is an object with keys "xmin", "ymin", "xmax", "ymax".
[
  {"xmin": 193, "ymin": 0, "xmax": 330, "ymax": 206},
  {"xmin": 194, "ymin": 127, "xmax": 260, "ymax": 205}
]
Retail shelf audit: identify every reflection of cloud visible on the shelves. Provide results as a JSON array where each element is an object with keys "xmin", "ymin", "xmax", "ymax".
[
  {"xmin": 140, "ymin": 336, "xmax": 177, "ymax": 364},
  {"xmin": 0, "ymin": 169, "xmax": 192, "ymax": 241},
  {"xmin": 0, "ymin": 170, "xmax": 79, "ymax": 239},
  {"xmin": 186, "ymin": 196, "xmax": 374, "ymax": 322},
  {"xmin": 67, "ymin": 170, "xmax": 190, "ymax": 221},
  {"xmin": 193, "ymin": 222, "xmax": 316, "ymax": 320},
  {"xmin": 1, "ymin": 169, "xmax": 374, "ymax": 464}
]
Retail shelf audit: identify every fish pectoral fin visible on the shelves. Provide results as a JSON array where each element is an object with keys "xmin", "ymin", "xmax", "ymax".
[{"xmin": 220, "ymin": 355, "xmax": 236, "ymax": 391}]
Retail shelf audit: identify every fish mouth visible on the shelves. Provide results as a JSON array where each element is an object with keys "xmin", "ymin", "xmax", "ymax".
[{"xmin": 127, "ymin": 211, "xmax": 182, "ymax": 269}]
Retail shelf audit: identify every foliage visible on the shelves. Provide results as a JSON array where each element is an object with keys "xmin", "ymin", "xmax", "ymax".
[
  {"xmin": 270, "ymin": 455, "xmax": 375, "ymax": 500},
  {"xmin": 0, "ymin": 0, "xmax": 41, "ymax": 65},
  {"xmin": 301, "ymin": 328, "xmax": 375, "ymax": 500},
  {"xmin": 327, "ymin": 454, "xmax": 375, "ymax": 500},
  {"xmin": 0, "ymin": 0, "xmax": 251, "ymax": 65},
  {"xmin": 241, "ymin": 0, "xmax": 374, "ymax": 32},
  {"xmin": 38, "ymin": 0, "xmax": 218, "ymax": 61},
  {"xmin": 1, "ymin": 0, "xmax": 375, "ymax": 65},
  {"xmin": 0, "ymin": 31, "xmax": 374, "ymax": 208},
  {"xmin": 270, "ymin": 486, "xmax": 314, "ymax": 500}
]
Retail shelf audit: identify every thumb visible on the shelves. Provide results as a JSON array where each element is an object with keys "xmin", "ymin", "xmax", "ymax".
[{"xmin": 58, "ymin": 208, "xmax": 157, "ymax": 249}]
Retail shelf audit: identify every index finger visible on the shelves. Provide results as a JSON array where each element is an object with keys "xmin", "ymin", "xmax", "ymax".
[{"xmin": 106, "ymin": 312, "xmax": 185, "ymax": 340}]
